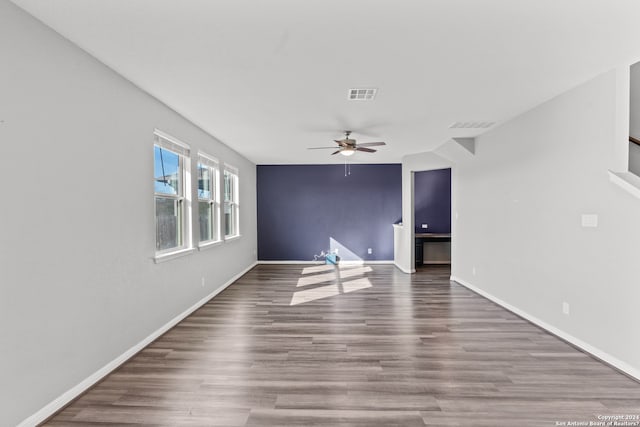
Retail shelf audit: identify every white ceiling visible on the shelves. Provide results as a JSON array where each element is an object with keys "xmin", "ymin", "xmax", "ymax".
[{"xmin": 11, "ymin": 0, "xmax": 640, "ymax": 164}]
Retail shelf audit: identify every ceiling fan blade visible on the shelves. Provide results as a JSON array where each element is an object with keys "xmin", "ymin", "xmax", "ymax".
[
  {"xmin": 357, "ymin": 141, "xmax": 386, "ymax": 147},
  {"xmin": 334, "ymin": 139, "xmax": 348, "ymax": 146},
  {"xmin": 331, "ymin": 150, "xmax": 342, "ymax": 155},
  {"xmin": 356, "ymin": 147, "xmax": 376, "ymax": 153},
  {"xmin": 307, "ymin": 146, "xmax": 339, "ymax": 150}
]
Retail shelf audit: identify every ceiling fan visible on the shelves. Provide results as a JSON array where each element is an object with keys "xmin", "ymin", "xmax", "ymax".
[{"xmin": 307, "ymin": 131, "xmax": 386, "ymax": 156}]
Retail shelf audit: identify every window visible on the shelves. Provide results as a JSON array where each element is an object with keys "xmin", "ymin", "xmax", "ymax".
[
  {"xmin": 154, "ymin": 131, "xmax": 191, "ymax": 256},
  {"xmin": 223, "ymin": 165, "xmax": 239, "ymax": 238},
  {"xmin": 197, "ymin": 153, "xmax": 220, "ymax": 244}
]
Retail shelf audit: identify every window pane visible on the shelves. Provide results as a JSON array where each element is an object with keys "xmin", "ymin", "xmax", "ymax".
[
  {"xmin": 223, "ymin": 170, "xmax": 238, "ymax": 238},
  {"xmin": 156, "ymin": 197, "xmax": 182, "ymax": 250},
  {"xmin": 214, "ymin": 168, "xmax": 219, "ymax": 202},
  {"xmin": 224, "ymin": 172, "xmax": 231, "ymax": 202},
  {"xmin": 224, "ymin": 204, "xmax": 229, "ymax": 236},
  {"xmin": 224, "ymin": 203, "xmax": 231, "ymax": 236},
  {"xmin": 199, "ymin": 201, "xmax": 213, "ymax": 241},
  {"xmin": 231, "ymin": 204, "xmax": 237, "ymax": 236},
  {"xmin": 224, "ymin": 170, "xmax": 238, "ymax": 203},
  {"xmin": 213, "ymin": 204, "xmax": 219, "ymax": 241},
  {"xmin": 224, "ymin": 203, "xmax": 237, "ymax": 237},
  {"xmin": 198, "ymin": 164, "xmax": 211, "ymax": 200},
  {"xmin": 154, "ymin": 146, "xmax": 180, "ymax": 195}
]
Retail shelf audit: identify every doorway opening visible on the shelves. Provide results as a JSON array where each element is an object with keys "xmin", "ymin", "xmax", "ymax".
[{"xmin": 413, "ymin": 168, "xmax": 451, "ymax": 269}]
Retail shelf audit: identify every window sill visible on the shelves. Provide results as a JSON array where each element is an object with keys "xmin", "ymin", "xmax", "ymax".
[
  {"xmin": 198, "ymin": 240, "xmax": 223, "ymax": 251},
  {"xmin": 154, "ymin": 247, "xmax": 195, "ymax": 264},
  {"xmin": 224, "ymin": 234, "xmax": 242, "ymax": 242}
]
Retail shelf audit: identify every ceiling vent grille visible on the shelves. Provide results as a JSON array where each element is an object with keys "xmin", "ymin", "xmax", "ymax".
[
  {"xmin": 449, "ymin": 121, "xmax": 495, "ymax": 129},
  {"xmin": 348, "ymin": 88, "xmax": 377, "ymax": 100}
]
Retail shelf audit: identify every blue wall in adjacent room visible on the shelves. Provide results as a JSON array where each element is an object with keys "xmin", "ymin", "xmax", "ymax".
[
  {"xmin": 257, "ymin": 164, "xmax": 402, "ymax": 261},
  {"xmin": 414, "ymin": 168, "xmax": 451, "ymax": 234}
]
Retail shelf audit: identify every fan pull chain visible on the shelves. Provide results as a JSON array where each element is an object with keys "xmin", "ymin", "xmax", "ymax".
[{"xmin": 344, "ymin": 160, "xmax": 351, "ymax": 177}]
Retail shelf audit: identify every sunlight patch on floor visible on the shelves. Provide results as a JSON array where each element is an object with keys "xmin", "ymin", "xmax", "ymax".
[
  {"xmin": 301, "ymin": 264, "xmax": 336, "ymax": 275},
  {"xmin": 291, "ymin": 238, "xmax": 373, "ymax": 305},
  {"xmin": 341, "ymin": 277, "xmax": 372, "ymax": 293},
  {"xmin": 296, "ymin": 266, "xmax": 372, "ymax": 288},
  {"xmin": 290, "ymin": 283, "xmax": 340, "ymax": 305},
  {"xmin": 289, "ymin": 277, "xmax": 373, "ymax": 306},
  {"xmin": 290, "ymin": 263, "xmax": 373, "ymax": 306}
]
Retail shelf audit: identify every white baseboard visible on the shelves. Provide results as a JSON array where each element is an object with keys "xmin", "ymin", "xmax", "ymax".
[
  {"xmin": 257, "ymin": 260, "xmax": 394, "ymax": 265},
  {"xmin": 450, "ymin": 275, "xmax": 640, "ymax": 383},
  {"xmin": 257, "ymin": 260, "xmax": 324, "ymax": 265},
  {"xmin": 342, "ymin": 260, "xmax": 394, "ymax": 265},
  {"xmin": 394, "ymin": 261, "xmax": 415, "ymax": 274},
  {"xmin": 18, "ymin": 261, "xmax": 258, "ymax": 427}
]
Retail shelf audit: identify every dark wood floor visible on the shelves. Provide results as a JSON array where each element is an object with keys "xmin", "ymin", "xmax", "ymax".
[{"xmin": 46, "ymin": 264, "xmax": 640, "ymax": 426}]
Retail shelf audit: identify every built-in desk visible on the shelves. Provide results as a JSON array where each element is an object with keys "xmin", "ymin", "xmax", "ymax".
[{"xmin": 415, "ymin": 233, "xmax": 451, "ymax": 267}]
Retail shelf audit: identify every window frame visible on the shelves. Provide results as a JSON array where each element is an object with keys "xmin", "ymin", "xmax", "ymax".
[
  {"xmin": 223, "ymin": 164, "xmax": 240, "ymax": 240},
  {"xmin": 197, "ymin": 152, "xmax": 221, "ymax": 248},
  {"xmin": 153, "ymin": 130, "xmax": 193, "ymax": 261}
]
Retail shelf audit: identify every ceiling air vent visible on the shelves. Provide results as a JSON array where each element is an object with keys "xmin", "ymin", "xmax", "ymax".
[
  {"xmin": 348, "ymin": 88, "xmax": 377, "ymax": 100},
  {"xmin": 449, "ymin": 121, "xmax": 495, "ymax": 129}
]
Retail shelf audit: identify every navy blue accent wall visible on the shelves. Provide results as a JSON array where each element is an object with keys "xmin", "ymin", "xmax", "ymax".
[
  {"xmin": 414, "ymin": 168, "xmax": 451, "ymax": 233},
  {"xmin": 257, "ymin": 164, "xmax": 402, "ymax": 261}
]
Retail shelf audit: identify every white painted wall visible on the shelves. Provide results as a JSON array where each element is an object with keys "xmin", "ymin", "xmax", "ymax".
[
  {"xmin": 0, "ymin": 3, "xmax": 257, "ymax": 426},
  {"xmin": 452, "ymin": 69, "xmax": 640, "ymax": 378}
]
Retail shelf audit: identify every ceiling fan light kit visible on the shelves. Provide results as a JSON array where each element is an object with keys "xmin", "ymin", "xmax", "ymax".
[{"xmin": 307, "ymin": 130, "xmax": 386, "ymax": 157}]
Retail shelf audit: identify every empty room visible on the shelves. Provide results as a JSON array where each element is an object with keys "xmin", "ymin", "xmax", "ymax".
[{"xmin": 3, "ymin": 1, "xmax": 640, "ymax": 426}]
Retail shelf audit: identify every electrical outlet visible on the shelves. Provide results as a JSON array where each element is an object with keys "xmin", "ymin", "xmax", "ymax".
[
  {"xmin": 334, "ymin": 248, "xmax": 339, "ymax": 254},
  {"xmin": 421, "ymin": 224, "xmax": 429, "ymax": 229},
  {"xmin": 562, "ymin": 302, "xmax": 570, "ymax": 315},
  {"xmin": 201, "ymin": 277, "xmax": 205, "ymax": 288},
  {"xmin": 367, "ymin": 248, "xmax": 372, "ymax": 254},
  {"xmin": 472, "ymin": 266, "xmax": 476, "ymax": 276}
]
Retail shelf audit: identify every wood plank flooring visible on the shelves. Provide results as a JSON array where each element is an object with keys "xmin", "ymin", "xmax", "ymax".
[{"xmin": 45, "ymin": 264, "xmax": 640, "ymax": 426}]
